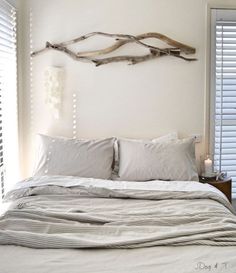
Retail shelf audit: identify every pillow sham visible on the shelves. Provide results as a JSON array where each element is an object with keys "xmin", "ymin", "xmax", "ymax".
[
  {"xmin": 33, "ymin": 135, "xmax": 115, "ymax": 179},
  {"xmin": 112, "ymin": 132, "xmax": 178, "ymax": 177},
  {"xmin": 118, "ymin": 137, "xmax": 198, "ymax": 181}
]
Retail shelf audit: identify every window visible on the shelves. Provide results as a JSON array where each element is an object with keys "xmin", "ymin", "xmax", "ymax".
[
  {"xmin": 211, "ymin": 9, "xmax": 236, "ymax": 198},
  {"xmin": 0, "ymin": 0, "xmax": 18, "ymax": 202}
]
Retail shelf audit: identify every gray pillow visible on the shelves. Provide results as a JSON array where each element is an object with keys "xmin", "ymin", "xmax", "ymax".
[
  {"xmin": 118, "ymin": 138, "xmax": 198, "ymax": 181},
  {"xmin": 33, "ymin": 135, "xmax": 115, "ymax": 179},
  {"xmin": 112, "ymin": 133, "xmax": 178, "ymax": 179}
]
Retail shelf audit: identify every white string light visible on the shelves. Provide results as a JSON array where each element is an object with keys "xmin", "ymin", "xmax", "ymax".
[
  {"xmin": 29, "ymin": 8, "xmax": 34, "ymax": 134},
  {"xmin": 72, "ymin": 93, "xmax": 77, "ymax": 139}
]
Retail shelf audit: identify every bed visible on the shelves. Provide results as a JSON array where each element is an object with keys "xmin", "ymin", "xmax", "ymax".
[
  {"xmin": 0, "ymin": 176, "xmax": 236, "ymax": 272},
  {"xmin": 0, "ymin": 135, "xmax": 236, "ymax": 272}
]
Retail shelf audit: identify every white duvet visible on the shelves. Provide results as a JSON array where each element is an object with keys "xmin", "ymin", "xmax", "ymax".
[
  {"xmin": 0, "ymin": 175, "xmax": 235, "ymax": 273},
  {"xmin": 4, "ymin": 175, "xmax": 228, "ymax": 199}
]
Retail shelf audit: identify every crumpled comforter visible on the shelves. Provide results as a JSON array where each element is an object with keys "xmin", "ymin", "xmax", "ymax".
[{"xmin": 0, "ymin": 175, "xmax": 236, "ymax": 249}]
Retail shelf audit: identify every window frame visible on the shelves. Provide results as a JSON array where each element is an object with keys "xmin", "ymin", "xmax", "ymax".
[
  {"xmin": 210, "ymin": 8, "xmax": 236, "ymax": 199},
  {"xmin": 0, "ymin": 0, "xmax": 17, "ymax": 201}
]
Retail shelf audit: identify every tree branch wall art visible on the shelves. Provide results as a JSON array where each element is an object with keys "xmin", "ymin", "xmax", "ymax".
[{"xmin": 31, "ymin": 32, "xmax": 197, "ymax": 66}]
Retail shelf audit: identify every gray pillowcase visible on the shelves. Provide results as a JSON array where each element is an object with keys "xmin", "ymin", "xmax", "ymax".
[
  {"xmin": 33, "ymin": 135, "xmax": 115, "ymax": 179},
  {"xmin": 118, "ymin": 138, "xmax": 198, "ymax": 181},
  {"xmin": 112, "ymin": 133, "xmax": 178, "ymax": 179}
]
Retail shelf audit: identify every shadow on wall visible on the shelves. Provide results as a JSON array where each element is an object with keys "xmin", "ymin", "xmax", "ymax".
[{"xmin": 232, "ymin": 199, "xmax": 236, "ymax": 210}]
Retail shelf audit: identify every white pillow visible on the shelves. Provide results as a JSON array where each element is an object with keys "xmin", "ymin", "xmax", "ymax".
[
  {"xmin": 112, "ymin": 133, "xmax": 178, "ymax": 177},
  {"xmin": 118, "ymin": 137, "xmax": 198, "ymax": 181},
  {"xmin": 152, "ymin": 132, "xmax": 178, "ymax": 143},
  {"xmin": 33, "ymin": 135, "xmax": 115, "ymax": 179}
]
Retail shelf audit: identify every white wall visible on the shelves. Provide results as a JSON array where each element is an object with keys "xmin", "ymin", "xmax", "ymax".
[{"xmin": 17, "ymin": 0, "xmax": 236, "ymax": 177}]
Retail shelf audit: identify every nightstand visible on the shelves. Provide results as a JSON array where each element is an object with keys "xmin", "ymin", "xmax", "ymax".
[{"xmin": 199, "ymin": 176, "xmax": 232, "ymax": 203}]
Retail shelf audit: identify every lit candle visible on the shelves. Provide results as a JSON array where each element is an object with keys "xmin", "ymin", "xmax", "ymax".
[{"xmin": 204, "ymin": 158, "xmax": 212, "ymax": 176}]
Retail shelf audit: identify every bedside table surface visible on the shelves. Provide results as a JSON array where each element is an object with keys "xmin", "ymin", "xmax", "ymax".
[
  {"xmin": 199, "ymin": 176, "xmax": 232, "ymax": 203},
  {"xmin": 199, "ymin": 175, "xmax": 231, "ymax": 183}
]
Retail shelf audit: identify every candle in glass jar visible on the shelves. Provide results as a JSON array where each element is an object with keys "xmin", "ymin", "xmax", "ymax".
[{"xmin": 204, "ymin": 158, "xmax": 212, "ymax": 176}]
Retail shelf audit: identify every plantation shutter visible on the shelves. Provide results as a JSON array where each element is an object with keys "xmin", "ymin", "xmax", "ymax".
[
  {"xmin": 211, "ymin": 9, "xmax": 236, "ymax": 198},
  {"xmin": 0, "ymin": 0, "xmax": 16, "ymax": 201}
]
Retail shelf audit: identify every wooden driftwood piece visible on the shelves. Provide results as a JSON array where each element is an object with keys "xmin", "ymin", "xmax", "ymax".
[{"xmin": 31, "ymin": 32, "xmax": 197, "ymax": 66}]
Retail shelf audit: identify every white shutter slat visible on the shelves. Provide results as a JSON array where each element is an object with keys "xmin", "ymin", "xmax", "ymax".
[
  {"xmin": 216, "ymin": 91, "xmax": 236, "ymax": 95},
  {"xmin": 215, "ymin": 166, "xmax": 236, "ymax": 170},
  {"xmin": 0, "ymin": 21, "xmax": 13, "ymax": 32},
  {"xmin": 214, "ymin": 149, "xmax": 236, "ymax": 154},
  {"xmin": 216, "ymin": 103, "xmax": 236, "ymax": 108},
  {"xmin": 215, "ymin": 154, "xmax": 236, "ymax": 160},
  {"xmin": 0, "ymin": 8, "xmax": 12, "ymax": 19},
  {"xmin": 216, "ymin": 116, "xmax": 236, "ymax": 121},
  {"xmin": 0, "ymin": 30, "xmax": 15, "ymax": 40},
  {"xmin": 215, "ymin": 138, "xmax": 236, "ymax": 143},
  {"xmin": 217, "ymin": 24, "xmax": 236, "ymax": 29},
  {"xmin": 216, "ymin": 68, "xmax": 236, "ymax": 72},
  {"xmin": 215, "ymin": 125, "xmax": 236, "ymax": 130},
  {"xmin": 216, "ymin": 97, "xmax": 236, "ymax": 102},
  {"xmin": 215, "ymin": 131, "xmax": 236, "ymax": 137},
  {"xmin": 216, "ymin": 74, "xmax": 236, "ymax": 78},
  {"xmin": 216, "ymin": 50, "xmax": 236, "ymax": 56},
  {"xmin": 215, "ymin": 143, "xmax": 236, "ymax": 148},
  {"xmin": 224, "ymin": 171, "xmax": 236, "ymax": 176},
  {"xmin": 216, "ymin": 47, "xmax": 236, "ymax": 51},
  {"xmin": 215, "ymin": 159, "xmax": 236, "ymax": 163},
  {"xmin": 0, "ymin": 11, "xmax": 13, "ymax": 22},
  {"xmin": 0, "ymin": 17, "xmax": 13, "ymax": 29}
]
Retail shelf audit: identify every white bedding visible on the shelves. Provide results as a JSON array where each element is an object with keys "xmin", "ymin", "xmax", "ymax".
[
  {"xmin": 5, "ymin": 175, "xmax": 227, "ymax": 199},
  {"xmin": 0, "ymin": 176, "xmax": 236, "ymax": 272},
  {"xmin": 0, "ymin": 245, "xmax": 235, "ymax": 273}
]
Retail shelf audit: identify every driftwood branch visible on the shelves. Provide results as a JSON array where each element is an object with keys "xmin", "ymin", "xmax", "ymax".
[
  {"xmin": 61, "ymin": 32, "xmax": 195, "ymax": 55},
  {"xmin": 31, "ymin": 32, "xmax": 197, "ymax": 66}
]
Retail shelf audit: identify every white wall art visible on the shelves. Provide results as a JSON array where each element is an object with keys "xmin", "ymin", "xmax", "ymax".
[{"xmin": 44, "ymin": 66, "xmax": 64, "ymax": 119}]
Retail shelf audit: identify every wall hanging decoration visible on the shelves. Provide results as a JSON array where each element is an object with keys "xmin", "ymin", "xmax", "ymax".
[
  {"xmin": 32, "ymin": 32, "xmax": 197, "ymax": 66},
  {"xmin": 44, "ymin": 66, "xmax": 64, "ymax": 119}
]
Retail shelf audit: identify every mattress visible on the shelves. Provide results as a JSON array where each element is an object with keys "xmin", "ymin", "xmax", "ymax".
[{"xmin": 0, "ymin": 175, "xmax": 236, "ymax": 272}]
